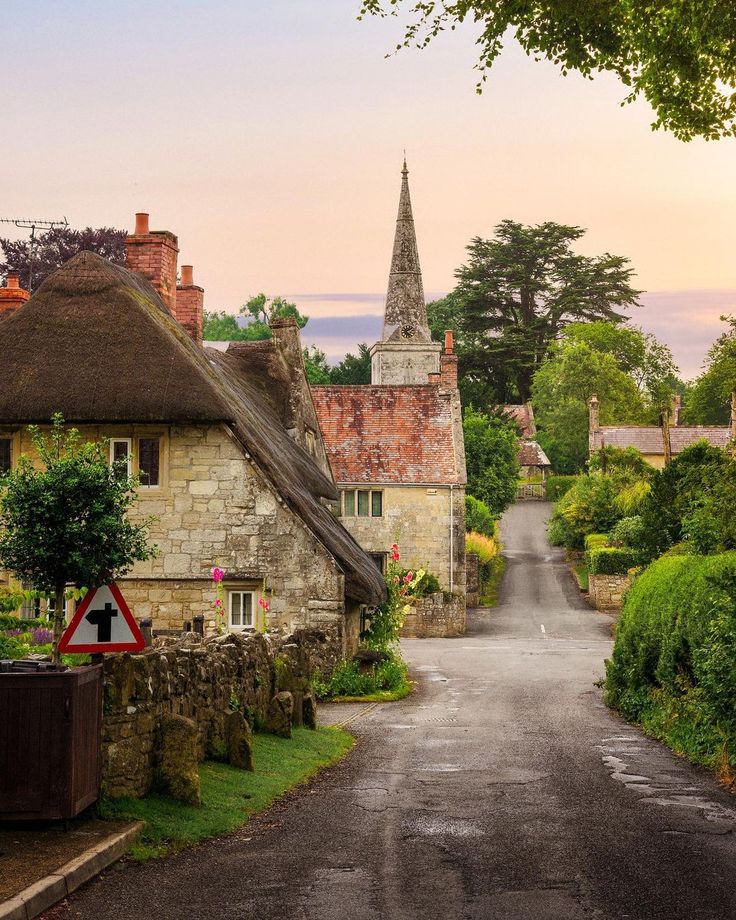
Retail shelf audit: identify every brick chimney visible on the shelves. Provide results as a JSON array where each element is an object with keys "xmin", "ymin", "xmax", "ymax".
[
  {"xmin": 0, "ymin": 271, "xmax": 30, "ymax": 318},
  {"xmin": 175, "ymin": 264, "xmax": 204, "ymax": 345},
  {"xmin": 439, "ymin": 329, "xmax": 458, "ymax": 386},
  {"xmin": 124, "ymin": 212, "xmax": 179, "ymax": 314}
]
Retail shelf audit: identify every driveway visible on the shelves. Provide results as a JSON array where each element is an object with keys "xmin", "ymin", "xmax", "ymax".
[{"xmin": 47, "ymin": 502, "xmax": 736, "ymax": 919}]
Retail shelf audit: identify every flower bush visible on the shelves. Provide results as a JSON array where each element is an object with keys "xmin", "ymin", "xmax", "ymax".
[{"xmin": 363, "ymin": 543, "xmax": 425, "ymax": 650}]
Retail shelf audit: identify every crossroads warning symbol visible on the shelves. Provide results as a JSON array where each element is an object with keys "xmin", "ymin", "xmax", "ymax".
[{"xmin": 58, "ymin": 583, "xmax": 145, "ymax": 654}]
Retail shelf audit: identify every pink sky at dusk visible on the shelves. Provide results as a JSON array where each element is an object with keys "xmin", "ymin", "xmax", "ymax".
[{"xmin": 4, "ymin": 1, "xmax": 736, "ymax": 379}]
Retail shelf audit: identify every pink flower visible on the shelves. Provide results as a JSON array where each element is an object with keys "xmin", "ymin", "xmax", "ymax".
[
  {"xmin": 211, "ymin": 566, "xmax": 225, "ymax": 583},
  {"xmin": 215, "ymin": 598, "xmax": 223, "ymax": 608},
  {"xmin": 258, "ymin": 597, "xmax": 270, "ymax": 611},
  {"xmin": 404, "ymin": 571, "xmax": 413, "ymax": 584},
  {"xmin": 390, "ymin": 543, "xmax": 400, "ymax": 562}
]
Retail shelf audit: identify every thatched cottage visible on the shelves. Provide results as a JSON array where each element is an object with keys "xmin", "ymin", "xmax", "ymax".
[
  {"xmin": 312, "ymin": 162, "xmax": 467, "ymax": 636},
  {"xmin": 0, "ymin": 215, "xmax": 385, "ymax": 655}
]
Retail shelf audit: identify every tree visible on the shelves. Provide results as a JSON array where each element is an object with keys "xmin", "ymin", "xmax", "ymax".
[
  {"xmin": 0, "ymin": 416, "xmax": 156, "ymax": 663},
  {"xmin": 462, "ymin": 407, "xmax": 520, "ymax": 516},
  {"xmin": 329, "ymin": 343, "xmax": 372, "ymax": 384},
  {"xmin": 532, "ymin": 341, "xmax": 648, "ymax": 473},
  {"xmin": 303, "ymin": 346, "xmax": 332, "ymax": 384},
  {"xmin": 683, "ymin": 316, "xmax": 736, "ymax": 425},
  {"xmin": 359, "ymin": 1, "xmax": 736, "ymax": 140},
  {"xmin": 0, "ymin": 226, "xmax": 128, "ymax": 292},
  {"xmin": 202, "ymin": 295, "xmax": 309, "ymax": 343},
  {"xmin": 455, "ymin": 221, "xmax": 640, "ymax": 403}
]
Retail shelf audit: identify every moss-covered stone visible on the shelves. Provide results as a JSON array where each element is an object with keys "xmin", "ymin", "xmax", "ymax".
[
  {"xmin": 160, "ymin": 714, "xmax": 201, "ymax": 806},
  {"xmin": 225, "ymin": 709, "xmax": 254, "ymax": 771}
]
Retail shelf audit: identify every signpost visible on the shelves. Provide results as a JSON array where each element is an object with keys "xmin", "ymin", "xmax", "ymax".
[{"xmin": 58, "ymin": 583, "xmax": 145, "ymax": 654}]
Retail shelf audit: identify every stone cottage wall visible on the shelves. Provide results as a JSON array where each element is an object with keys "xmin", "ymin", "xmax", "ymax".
[
  {"xmin": 102, "ymin": 629, "xmax": 335, "ymax": 798},
  {"xmin": 588, "ymin": 573, "xmax": 633, "ymax": 611},
  {"xmin": 466, "ymin": 553, "xmax": 480, "ymax": 608},
  {"xmin": 10, "ymin": 424, "xmax": 353, "ymax": 653},
  {"xmin": 400, "ymin": 592, "xmax": 466, "ymax": 639}
]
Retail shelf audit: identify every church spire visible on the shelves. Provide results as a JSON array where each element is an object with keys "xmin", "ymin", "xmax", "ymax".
[{"xmin": 381, "ymin": 158, "xmax": 431, "ymax": 344}]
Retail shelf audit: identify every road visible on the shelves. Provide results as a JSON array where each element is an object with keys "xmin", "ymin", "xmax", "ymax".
[{"xmin": 48, "ymin": 503, "xmax": 736, "ymax": 919}]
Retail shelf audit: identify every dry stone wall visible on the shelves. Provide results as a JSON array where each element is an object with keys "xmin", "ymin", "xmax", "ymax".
[
  {"xmin": 101, "ymin": 628, "xmax": 336, "ymax": 798},
  {"xmin": 400, "ymin": 592, "xmax": 466, "ymax": 638},
  {"xmin": 588, "ymin": 573, "xmax": 633, "ymax": 611},
  {"xmin": 466, "ymin": 553, "xmax": 480, "ymax": 608}
]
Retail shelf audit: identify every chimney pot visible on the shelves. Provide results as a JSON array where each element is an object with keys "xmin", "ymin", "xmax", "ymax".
[
  {"xmin": 181, "ymin": 265, "xmax": 194, "ymax": 286},
  {"xmin": 6, "ymin": 271, "xmax": 20, "ymax": 289},
  {"xmin": 444, "ymin": 329, "xmax": 454, "ymax": 354},
  {"xmin": 135, "ymin": 212, "xmax": 150, "ymax": 235}
]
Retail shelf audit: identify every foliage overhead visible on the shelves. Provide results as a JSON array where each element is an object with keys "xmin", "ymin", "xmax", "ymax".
[
  {"xmin": 0, "ymin": 415, "xmax": 156, "ymax": 660},
  {"xmin": 683, "ymin": 316, "xmax": 736, "ymax": 425},
  {"xmin": 462, "ymin": 407, "xmax": 520, "ymax": 516},
  {"xmin": 359, "ymin": 1, "xmax": 736, "ymax": 141},
  {"xmin": 454, "ymin": 221, "xmax": 640, "ymax": 403},
  {"xmin": 0, "ymin": 226, "xmax": 127, "ymax": 292}
]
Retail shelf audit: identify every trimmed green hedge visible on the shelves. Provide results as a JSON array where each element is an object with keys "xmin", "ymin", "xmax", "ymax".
[
  {"xmin": 545, "ymin": 475, "xmax": 579, "ymax": 503},
  {"xmin": 605, "ymin": 552, "xmax": 736, "ymax": 780},
  {"xmin": 588, "ymin": 546, "xmax": 638, "ymax": 575},
  {"xmin": 584, "ymin": 533, "xmax": 609, "ymax": 552}
]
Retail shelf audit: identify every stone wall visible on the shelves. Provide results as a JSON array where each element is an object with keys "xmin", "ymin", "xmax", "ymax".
[
  {"xmin": 400, "ymin": 592, "xmax": 466, "ymax": 638},
  {"xmin": 102, "ymin": 628, "xmax": 335, "ymax": 798},
  {"xmin": 588, "ymin": 573, "xmax": 633, "ymax": 611},
  {"xmin": 466, "ymin": 553, "xmax": 480, "ymax": 608},
  {"xmin": 7, "ymin": 424, "xmax": 353, "ymax": 653},
  {"xmin": 339, "ymin": 484, "xmax": 466, "ymax": 596}
]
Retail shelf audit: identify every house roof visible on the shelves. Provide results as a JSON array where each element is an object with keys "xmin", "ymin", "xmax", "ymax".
[
  {"xmin": 500, "ymin": 404, "xmax": 536, "ymax": 438},
  {"xmin": 311, "ymin": 385, "xmax": 466, "ymax": 486},
  {"xmin": 518, "ymin": 439, "xmax": 550, "ymax": 467},
  {"xmin": 591, "ymin": 425, "xmax": 731, "ymax": 455},
  {"xmin": 0, "ymin": 252, "xmax": 385, "ymax": 606}
]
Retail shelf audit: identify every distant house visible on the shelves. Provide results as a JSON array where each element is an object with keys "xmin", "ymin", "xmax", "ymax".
[
  {"xmin": 588, "ymin": 394, "xmax": 734, "ymax": 468},
  {"xmin": 0, "ymin": 214, "xmax": 385, "ymax": 655},
  {"xmin": 500, "ymin": 403, "xmax": 551, "ymax": 478},
  {"xmin": 312, "ymin": 162, "xmax": 467, "ymax": 636}
]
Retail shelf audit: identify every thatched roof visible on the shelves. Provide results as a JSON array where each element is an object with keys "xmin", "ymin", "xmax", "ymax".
[{"xmin": 0, "ymin": 252, "xmax": 385, "ymax": 605}]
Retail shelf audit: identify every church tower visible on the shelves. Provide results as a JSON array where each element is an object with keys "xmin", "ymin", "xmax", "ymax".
[{"xmin": 370, "ymin": 159, "xmax": 442, "ymax": 384}]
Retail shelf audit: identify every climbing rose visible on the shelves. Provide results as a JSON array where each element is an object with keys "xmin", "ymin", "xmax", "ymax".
[{"xmin": 211, "ymin": 566, "xmax": 225, "ymax": 583}]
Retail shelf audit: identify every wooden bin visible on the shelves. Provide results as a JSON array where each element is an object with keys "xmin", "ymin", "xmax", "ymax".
[{"xmin": 0, "ymin": 663, "xmax": 103, "ymax": 820}]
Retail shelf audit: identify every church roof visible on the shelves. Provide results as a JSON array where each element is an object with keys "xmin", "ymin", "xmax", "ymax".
[
  {"xmin": 381, "ymin": 160, "xmax": 432, "ymax": 345},
  {"xmin": 311, "ymin": 385, "xmax": 466, "ymax": 486},
  {"xmin": 0, "ymin": 253, "xmax": 385, "ymax": 605}
]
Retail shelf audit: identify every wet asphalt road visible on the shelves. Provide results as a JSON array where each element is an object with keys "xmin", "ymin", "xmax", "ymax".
[{"xmin": 46, "ymin": 503, "xmax": 736, "ymax": 919}]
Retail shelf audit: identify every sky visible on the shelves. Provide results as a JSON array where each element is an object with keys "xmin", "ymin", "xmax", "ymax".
[{"xmin": 4, "ymin": 0, "xmax": 736, "ymax": 378}]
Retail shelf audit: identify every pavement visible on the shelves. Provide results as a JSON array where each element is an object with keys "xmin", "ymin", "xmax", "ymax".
[{"xmin": 41, "ymin": 503, "xmax": 736, "ymax": 919}]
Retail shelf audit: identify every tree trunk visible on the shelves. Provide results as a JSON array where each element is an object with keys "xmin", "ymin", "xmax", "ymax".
[{"xmin": 52, "ymin": 582, "xmax": 65, "ymax": 667}]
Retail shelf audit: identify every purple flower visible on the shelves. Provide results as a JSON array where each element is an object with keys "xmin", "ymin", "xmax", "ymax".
[{"xmin": 31, "ymin": 627, "xmax": 53, "ymax": 646}]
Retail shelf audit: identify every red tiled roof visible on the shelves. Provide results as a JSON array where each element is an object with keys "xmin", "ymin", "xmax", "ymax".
[
  {"xmin": 518, "ymin": 439, "xmax": 550, "ymax": 467},
  {"xmin": 312, "ymin": 385, "xmax": 464, "ymax": 485},
  {"xmin": 592, "ymin": 425, "xmax": 731, "ymax": 455},
  {"xmin": 501, "ymin": 404, "xmax": 535, "ymax": 438}
]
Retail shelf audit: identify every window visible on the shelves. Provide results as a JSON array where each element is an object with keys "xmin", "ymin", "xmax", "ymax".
[
  {"xmin": 110, "ymin": 439, "xmax": 132, "ymax": 478},
  {"xmin": 0, "ymin": 438, "xmax": 10, "ymax": 475},
  {"xmin": 369, "ymin": 553, "xmax": 386, "ymax": 574},
  {"xmin": 228, "ymin": 590, "xmax": 255, "ymax": 631},
  {"xmin": 138, "ymin": 438, "xmax": 161, "ymax": 488},
  {"xmin": 341, "ymin": 489, "xmax": 383, "ymax": 517}
]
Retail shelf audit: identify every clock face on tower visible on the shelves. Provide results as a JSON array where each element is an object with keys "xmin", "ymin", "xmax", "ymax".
[{"xmin": 401, "ymin": 324, "xmax": 415, "ymax": 340}]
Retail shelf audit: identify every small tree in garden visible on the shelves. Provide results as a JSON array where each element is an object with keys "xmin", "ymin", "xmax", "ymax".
[{"xmin": 0, "ymin": 415, "xmax": 156, "ymax": 664}]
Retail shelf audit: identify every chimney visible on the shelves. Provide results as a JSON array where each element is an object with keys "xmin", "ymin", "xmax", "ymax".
[
  {"xmin": 124, "ymin": 212, "xmax": 179, "ymax": 314},
  {"xmin": 439, "ymin": 329, "xmax": 458, "ymax": 386},
  {"xmin": 0, "ymin": 271, "xmax": 30, "ymax": 318},
  {"xmin": 671, "ymin": 394, "xmax": 682, "ymax": 427},
  {"xmin": 175, "ymin": 264, "xmax": 204, "ymax": 345},
  {"xmin": 588, "ymin": 393, "xmax": 600, "ymax": 455}
]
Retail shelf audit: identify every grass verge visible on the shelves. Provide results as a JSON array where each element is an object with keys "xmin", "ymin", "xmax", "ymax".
[
  {"xmin": 479, "ymin": 556, "xmax": 506, "ymax": 607},
  {"xmin": 330, "ymin": 678, "xmax": 413, "ymax": 703},
  {"xmin": 100, "ymin": 727, "xmax": 353, "ymax": 860}
]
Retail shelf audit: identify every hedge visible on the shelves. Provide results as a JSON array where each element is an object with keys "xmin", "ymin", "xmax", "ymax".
[
  {"xmin": 545, "ymin": 475, "xmax": 579, "ymax": 503},
  {"xmin": 465, "ymin": 495, "xmax": 496, "ymax": 538},
  {"xmin": 584, "ymin": 533, "xmax": 609, "ymax": 552},
  {"xmin": 605, "ymin": 552, "xmax": 736, "ymax": 781},
  {"xmin": 588, "ymin": 546, "xmax": 639, "ymax": 575}
]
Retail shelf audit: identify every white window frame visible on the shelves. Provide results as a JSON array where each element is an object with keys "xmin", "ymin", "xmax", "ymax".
[
  {"xmin": 109, "ymin": 438, "xmax": 133, "ymax": 478},
  {"xmin": 228, "ymin": 589, "xmax": 256, "ymax": 631}
]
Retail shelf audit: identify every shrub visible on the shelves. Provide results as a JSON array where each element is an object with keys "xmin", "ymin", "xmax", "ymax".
[
  {"xmin": 0, "ymin": 586, "xmax": 26, "ymax": 615},
  {"xmin": 584, "ymin": 533, "xmax": 609, "ymax": 552},
  {"xmin": 609, "ymin": 515, "xmax": 645, "ymax": 548},
  {"xmin": 0, "ymin": 614, "xmax": 48, "ymax": 631},
  {"xmin": 0, "ymin": 634, "xmax": 30, "ymax": 659},
  {"xmin": 605, "ymin": 552, "xmax": 736, "ymax": 779},
  {"xmin": 465, "ymin": 495, "xmax": 496, "ymax": 537},
  {"xmin": 588, "ymin": 546, "xmax": 639, "ymax": 575},
  {"xmin": 313, "ymin": 652, "xmax": 409, "ymax": 701},
  {"xmin": 545, "ymin": 475, "xmax": 579, "ymax": 503},
  {"xmin": 466, "ymin": 531, "xmax": 499, "ymax": 563},
  {"xmin": 547, "ymin": 475, "xmax": 624, "ymax": 549}
]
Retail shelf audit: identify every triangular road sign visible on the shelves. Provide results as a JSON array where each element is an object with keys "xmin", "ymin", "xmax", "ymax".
[{"xmin": 59, "ymin": 583, "xmax": 145, "ymax": 654}]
